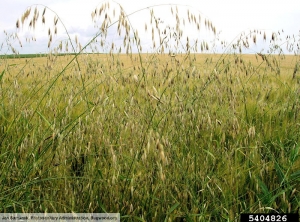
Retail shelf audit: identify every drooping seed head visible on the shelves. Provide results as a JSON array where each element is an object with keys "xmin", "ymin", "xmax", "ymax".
[{"xmin": 16, "ymin": 20, "xmax": 20, "ymax": 29}]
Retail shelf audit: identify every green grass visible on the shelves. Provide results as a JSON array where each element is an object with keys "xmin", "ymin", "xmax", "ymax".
[
  {"xmin": 0, "ymin": 2, "xmax": 300, "ymax": 221},
  {"xmin": 0, "ymin": 53, "xmax": 299, "ymax": 221}
]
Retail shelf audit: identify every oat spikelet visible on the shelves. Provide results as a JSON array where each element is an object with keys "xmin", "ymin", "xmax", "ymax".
[
  {"xmin": 99, "ymin": 6, "xmax": 103, "ymax": 16},
  {"xmin": 75, "ymin": 35, "xmax": 78, "ymax": 45},
  {"xmin": 159, "ymin": 164, "xmax": 165, "ymax": 181},
  {"xmin": 54, "ymin": 16, "xmax": 58, "ymax": 25},
  {"xmin": 248, "ymin": 126, "xmax": 256, "ymax": 138},
  {"xmin": 23, "ymin": 8, "xmax": 31, "ymax": 22},
  {"xmin": 32, "ymin": 18, "xmax": 36, "ymax": 29},
  {"xmin": 253, "ymin": 34, "xmax": 256, "ymax": 44},
  {"xmin": 34, "ymin": 7, "xmax": 37, "ymax": 17},
  {"xmin": 157, "ymin": 140, "xmax": 167, "ymax": 165},
  {"xmin": 42, "ymin": 7, "xmax": 46, "ymax": 16},
  {"xmin": 21, "ymin": 15, "xmax": 25, "ymax": 26},
  {"xmin": 205, "ymin": 42, "xmax": 209, "ymax": 50},
  {"xmin": 59, "ymin": 41, "xmax": 62, "ymax": 51},
  {"xmin": 271, "ymin": 32, "xmax": 275, "ymax": 41}
]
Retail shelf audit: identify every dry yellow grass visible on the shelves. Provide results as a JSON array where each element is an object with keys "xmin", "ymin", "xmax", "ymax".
[
  {"xmin": 1, "ymin": 53, "xmax": 297, "ymax": 78},
  {"xmin": 1, "ymin": 2, "xmax": 299, "ymax": 219},
  {"xmin": 1, "ymin": 51, "xmax": 299, "ymax": 220}
]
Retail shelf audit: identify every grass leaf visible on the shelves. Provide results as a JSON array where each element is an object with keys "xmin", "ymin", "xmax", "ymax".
[
  {"xmin": 274, "ymin": 161, "xmax": 286, "ymax": 185},
  {"xmin": 289, "ymin": 144, "xmax": 300, "ymax": 164},
  {"xmin": 0, "ymin": 69, "xmax": 5, "ymax": 82}
]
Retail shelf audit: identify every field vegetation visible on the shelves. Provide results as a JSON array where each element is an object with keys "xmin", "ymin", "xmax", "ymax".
[{"xmin": 0, "ymin": 1, "xmax": 300, "ymax": 221}]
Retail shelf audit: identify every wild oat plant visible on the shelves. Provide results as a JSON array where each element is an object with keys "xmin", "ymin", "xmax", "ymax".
[{"xmin": 0, "ymin": 1, "xmax": 300, "ymax": 221}]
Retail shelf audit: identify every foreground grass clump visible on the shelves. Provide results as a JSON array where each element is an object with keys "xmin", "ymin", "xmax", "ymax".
[
  {"xmin": 1, "ymin": 1, "xmax": 300, "ymax": 221},
  {"xmin": 0, "ymin": 53, "xmax": 299, "ymax": 221}
]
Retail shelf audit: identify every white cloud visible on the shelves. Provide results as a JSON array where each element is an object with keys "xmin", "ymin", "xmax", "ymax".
[{"xmin": 1, "ymin": 0, "xmax": 299, "ymax": 54}]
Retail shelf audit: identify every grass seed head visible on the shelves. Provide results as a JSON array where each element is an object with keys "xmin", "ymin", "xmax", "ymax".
[
  {"xmin": 54, "ymin": 17, "xmax": 58, "ymax": 25},
  {"xmin": 42, "ymin": 7, "xmax": 46, "ymax": 16},
  {"xmin": 248, "ymin": 126, "xmax": 256, "ymax": 138},
  {"xmin": 272, "ymin": 32, "xmax": 275, "ymax": 41},
  {"xmin": 16, "ymin": 20, "xmax": 20, "ymax": 29}
]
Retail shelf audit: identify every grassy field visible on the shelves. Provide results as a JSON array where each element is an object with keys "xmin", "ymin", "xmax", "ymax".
[
  {"xmin": 0, "ymin": 52, "xmax": 299, "ymax": 221},
  {"xmin": 1, "ymin": 2, "xmax": 300, "ymax": 221}
]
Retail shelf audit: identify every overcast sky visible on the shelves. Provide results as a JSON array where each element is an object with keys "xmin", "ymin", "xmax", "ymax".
[{"xmin": 0, "ymin": 0, "xmax": 299, "ymax": 54}]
